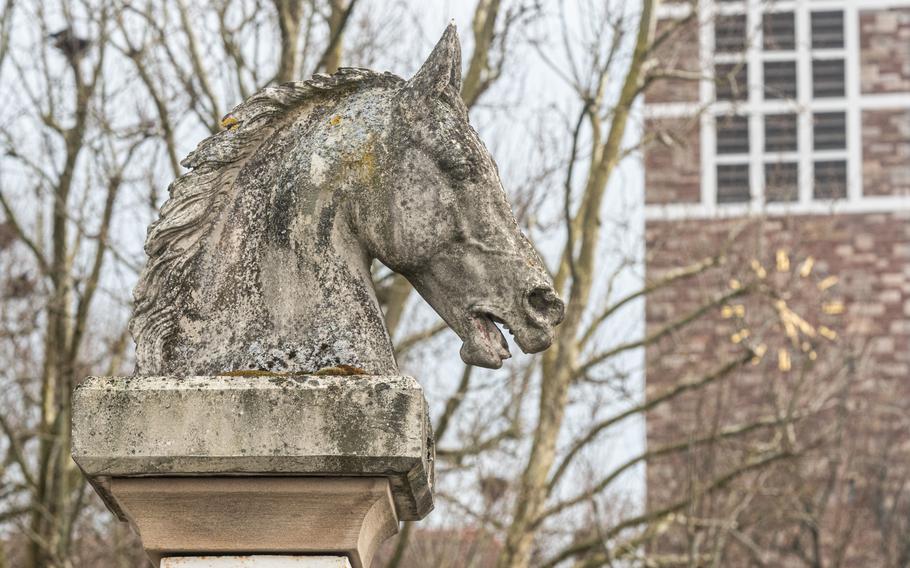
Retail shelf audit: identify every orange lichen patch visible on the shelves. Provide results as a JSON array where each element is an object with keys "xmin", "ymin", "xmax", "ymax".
[
  {"xmin": 220, "ymin": 115, "xmax": 240, "ymax": 130},
  {"xmin": 338, "ymin": 136, "xmax": 379, "ymax": 188},
  {"xmin": 360, "ymin": 149, "xmax": 376, "ymax": 184},
  {"xmin": 314, "ymin": 364, "xmax": 367, "ymax": 376},
  {"xmin": 330, "ymin": 115, "xmax": 342, "ymax": 126}
]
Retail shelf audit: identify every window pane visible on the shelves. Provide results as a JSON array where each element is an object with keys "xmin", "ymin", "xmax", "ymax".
[
  {"xmin": 765, "ymin": 162, "xmax": 799, "ymax": 202},
  {"xmin": 716, "ymin": 115, "xmax": 750, "ymax": 154},
  {"xmin": 811, "ymin": 11, "xmax": 844, "ymax": 49},
  {"xmin": 717, "ymin": 164, "xmax": 751, "ymax": 203},
  {"xmin": 813, "ymin": 112, "xmax": 847, "ymax": 150},
  {"xmin": 716, "ymin": 15, "xmax": 748, "ymax": 53},
  {"xmin": 765, "ymin": 114, "xmax": 798, "ymax": 152},
  {"xmin": 764, "ymin": 61, "xmax": 798, "ymax": 99},
  {"xmin": 715, "ymin": 63, "xmax": 748, "ymax": 101},
  {"xmin": 814, "ymin": 160, "xmax": 847, "ymax": 199},
  {"xmin": 764, "ymin": 12, "xmax": 796, "ymax": 50},
  {"xmin": 813, "ymin": 59, "xmax": 845, "ymax": 98}
]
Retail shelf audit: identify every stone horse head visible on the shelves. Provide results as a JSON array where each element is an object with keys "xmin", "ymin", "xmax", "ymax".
[{"xmin": 131, "ymin": 25, "xmax": 565, "ymax": 376}]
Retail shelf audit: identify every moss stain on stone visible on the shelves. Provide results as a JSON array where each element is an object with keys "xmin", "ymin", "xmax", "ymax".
[
  {"xmin": 221, "ymin": 364, "xmax": 368, "ymax": 377},
  {"xmin": 314, "ymin": 364, "xmax": 368, "ymax": 376}
]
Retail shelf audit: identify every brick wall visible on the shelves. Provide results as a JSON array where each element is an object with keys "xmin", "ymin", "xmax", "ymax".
[
  {"xmin": 644, "ymin": 117, "xmax": 701, "ymax": 204},
  {"xmin": 645, "ymin": 16, "xmax": 701, "ymax": 105},
  {"xmin": 860, "ymin": 8, "xmax": 910, "ymax": 93},
  {"xmin": 642, "ymin": 2, "xmax": 910, "ymax": 564},
  {"xmin": 862, "ymin": 108, "xmax": 910, "ymax": 197},
  {"xmin": 644, "ymin": 212, "xmax": 910, "ymax": 565}
]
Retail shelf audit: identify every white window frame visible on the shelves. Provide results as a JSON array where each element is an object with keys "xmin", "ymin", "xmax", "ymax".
[{"xmin": 645, "ymin": 0, "xmax": 910, "ymax": 220}]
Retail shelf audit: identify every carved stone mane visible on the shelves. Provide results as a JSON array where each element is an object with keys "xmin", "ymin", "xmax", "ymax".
[{"xmin": 131, "ymin": 68, "xmax": 403, "ymax": 372}]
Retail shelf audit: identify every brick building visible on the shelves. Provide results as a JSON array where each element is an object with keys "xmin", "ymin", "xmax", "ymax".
[{"xmin": 644, "ymin": 1, "xmax": 910, "ymax": 564}]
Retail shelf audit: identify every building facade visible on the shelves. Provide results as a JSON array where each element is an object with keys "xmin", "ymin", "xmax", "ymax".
[{"xmin": 644, "ymin": 1, "xmax": 910, "ymax": 564}]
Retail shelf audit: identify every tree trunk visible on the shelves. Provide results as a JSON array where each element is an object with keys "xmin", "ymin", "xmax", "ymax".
[
  {"xmin": 323, "ymin": 0, "xmax": 347, "ymax": 74},
  {"xmin": 495, "ymin": 3, "xmax": 656, "ymax": 565},
  {"xmin": 274, "ymin": 0, "xmax": 304, "ymax": 83}
]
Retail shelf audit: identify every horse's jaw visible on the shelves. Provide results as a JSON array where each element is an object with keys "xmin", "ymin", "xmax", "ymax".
[
  {"xmin": 400, "ymin": 248, "xmax": 565, "ymax": 371},
  {"xmin": 460, "ymin": 312, "xmax": 512, "ymax": 369},
  {"xmin": 458, "ymin": 304, "xmax": 560, "ymax": 369}
]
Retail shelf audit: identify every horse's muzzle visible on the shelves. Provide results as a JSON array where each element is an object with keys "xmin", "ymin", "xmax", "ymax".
[{"xmin": 524, "ymin": 286, "xmax": 565, "ymax": 328}]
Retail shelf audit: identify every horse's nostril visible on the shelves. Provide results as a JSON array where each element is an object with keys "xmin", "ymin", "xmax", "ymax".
[
  {"xmin": 527, "ymin": 287, "xmax": 565, "ymax": 325},
  {"xmin": 527, "ymin": 288, "xmax": 553, "ymax": 312}
]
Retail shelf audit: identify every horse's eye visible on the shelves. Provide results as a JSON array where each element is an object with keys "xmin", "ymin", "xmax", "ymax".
[{"xmin": 438, "ymin": 157, "xmax": 472, "ymax": 181}]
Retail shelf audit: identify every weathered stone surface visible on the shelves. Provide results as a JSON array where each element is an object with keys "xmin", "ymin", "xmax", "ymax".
[
  {"xmin": 72, "ymin": 374, "xmax": 434, "ymax": 521},
  {"xmin": 129, "ymin": 24, "xmax": 564, "ymax": 377}
]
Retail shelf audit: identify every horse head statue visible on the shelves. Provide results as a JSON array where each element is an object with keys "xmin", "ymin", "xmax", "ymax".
[{"xmin": 131, "ymin": 25, "xmax": 565, "ymax": 376}]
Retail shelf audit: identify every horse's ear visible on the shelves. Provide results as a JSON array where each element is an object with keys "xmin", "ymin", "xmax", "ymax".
[{"xmin": 407, "ymin": 23, "xmax": 462, "ymax": 99}]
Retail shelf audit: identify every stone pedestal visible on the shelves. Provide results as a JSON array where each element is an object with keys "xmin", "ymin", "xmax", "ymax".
[{"xmin": 72, "ymin": 375, "xmax": 434, "ymax": 568}]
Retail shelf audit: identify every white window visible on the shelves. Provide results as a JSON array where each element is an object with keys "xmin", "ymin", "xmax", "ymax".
[{"xmin": 709, "ymin": 4, "xmax": 850, "ymax": 206}]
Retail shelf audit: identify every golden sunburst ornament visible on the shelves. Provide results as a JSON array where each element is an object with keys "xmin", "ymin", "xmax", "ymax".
[{"xmin": 722, "ymin": 249, "xmax": 843, "ymax": 373}]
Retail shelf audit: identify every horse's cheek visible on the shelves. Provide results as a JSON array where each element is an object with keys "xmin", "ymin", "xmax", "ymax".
[{"xmin": 364, "ymin": 193, "xmax": 417, "ymax": 268}]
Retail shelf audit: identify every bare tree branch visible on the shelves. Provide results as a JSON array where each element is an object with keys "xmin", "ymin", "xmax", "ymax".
[
  {"xmin": 548, "ymin": 352, "xmax": 755, "ymax": 495},
  {"xmin": 574, "ymin": 285, "xmax": 751, "ymax": 381},
  {"xmin": 542, "ymin": 449, "xmax": 799, "ymax": 568},
  {"xmin": 0, "ymin": 190, "xmax": 50, "ymax": 275},
  {"xmin": 579, "ymin": 254, "xmax": 723, "ymax": 346}
]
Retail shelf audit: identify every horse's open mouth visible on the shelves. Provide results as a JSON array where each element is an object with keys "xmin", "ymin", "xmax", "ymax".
[{"xmin": 459, "ymin": 311, "xmax": 512, "ymax": 369}]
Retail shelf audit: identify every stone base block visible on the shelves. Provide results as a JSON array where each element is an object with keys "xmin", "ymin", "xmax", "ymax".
[
  {"xmin": 117, "ymin": 477, "xmax": 393, "ymax": 568},
  {"xmin": 72, "ymin": 375, "xmax": 434, "ymax": 520},
  {"xmin": 71, "ymin": 374, "xmax": 435, "ymax": 567}
]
